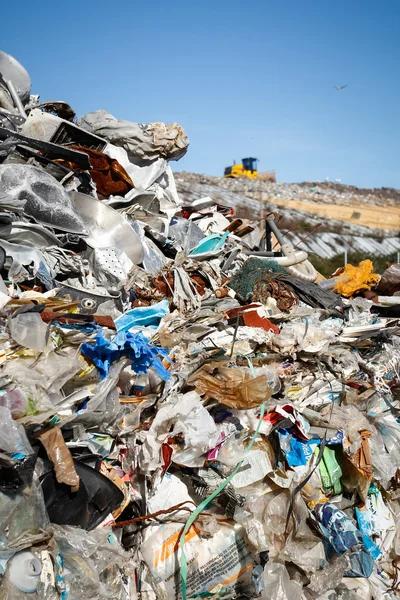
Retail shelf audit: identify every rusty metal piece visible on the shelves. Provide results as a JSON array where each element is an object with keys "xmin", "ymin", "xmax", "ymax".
[
  {"xmin": 57, "ymin": 145, "xmax": 134, "ymax": 197},
  {"xmin": 215, "ymin": 288, "xmax": 229, "ymax": 298},
  {"xmin": 253, "ymin": 276, "xmax": 299, "ymax": 312},
  {"xmin": 40, "ymin": 311, "xmax": 116, "ymax": 330}
]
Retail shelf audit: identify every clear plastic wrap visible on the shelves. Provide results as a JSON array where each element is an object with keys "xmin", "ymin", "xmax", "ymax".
[
  {"xmin": 0, "ymin": 405, "xmax": 28, "ymax": 454},
  {"xmin": 309, "ymin": 556, "xmax": 347, "ymax": 594},
  {"xmin": 9, "ymin": 312, "xmax": 48, "ymax": 352},
  {"xmin": 261, "ymin": 562, "xmax": 303, "ymax": 600},
  {"xmin": 0, "ymin": 477, "xmax": 49, "ymax": 551},
  {"xmin": 0, "ymin": 386, "xmax": 29, "ymax": 419},
  {"xmin": 49, "ymin": 525, "xmax": 132, "ymax": 600}
]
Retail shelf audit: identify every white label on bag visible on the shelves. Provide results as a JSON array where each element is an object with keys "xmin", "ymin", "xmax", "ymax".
[{"xmin": 230, "ymin": 450, "xmax": 272, "ymax": 488}]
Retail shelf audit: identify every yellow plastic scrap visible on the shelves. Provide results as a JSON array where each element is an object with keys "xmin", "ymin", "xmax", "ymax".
[{"xmin": 334, "ymin": 259, "xmax": 379, "ymax": 297}]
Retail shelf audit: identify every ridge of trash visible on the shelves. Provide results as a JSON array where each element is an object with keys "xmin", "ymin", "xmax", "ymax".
[{"xmin": 175, "ymin": 171, "xmax": 400, "ymax": 207}]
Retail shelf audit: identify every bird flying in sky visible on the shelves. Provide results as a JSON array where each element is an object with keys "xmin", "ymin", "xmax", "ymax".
[{"xmin": 334, "ymin": 85, "xmax": 348, "ymax": 91}]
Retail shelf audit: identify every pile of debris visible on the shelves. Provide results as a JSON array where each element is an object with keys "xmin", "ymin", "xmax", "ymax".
[
  {"xmin": 0, "ymin": 51, "xmax": 400, "ymax": 600},
  {"xmin": 175, "ymin": 177, "xmax": 400, "ymax": 262},
  {"xmin": 176, "ymin": 171, "xmax": 400, "ymax": 208}
]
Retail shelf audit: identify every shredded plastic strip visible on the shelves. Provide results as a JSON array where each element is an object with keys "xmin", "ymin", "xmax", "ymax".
[{"xmin": 179, "ymin": 400, "xmax": 266, "ymax": 600}]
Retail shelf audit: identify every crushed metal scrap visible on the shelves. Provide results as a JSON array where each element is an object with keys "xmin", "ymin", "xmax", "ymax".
[{"xmin": 0, "ymin": 50, "xmax": 399, "ymax": 600}]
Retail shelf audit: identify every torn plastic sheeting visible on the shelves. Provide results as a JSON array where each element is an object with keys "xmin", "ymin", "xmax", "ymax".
[
  {"xmin": 158, "ymin": 163, "xmax": 183, "ymax": 216},
  {"xmin": 81, "ymin": 329, "xmax": 171, "ymax": 380},
  {"xmin": 308, "ymin": 556, "xmax": 347, "ymax": 595},
  {"xmin": 0, "ymin": 408, "xmax": 37, "ymax": 493},
  {"xmin": 115, "ymin": 299, "xmax": 169, "ymax": 332},
  {"xmin": 146, "ymin": 473, "xmax": 196, "ymax": 525},
  {"xmin": 47, "ymin": 524, "xmax": 132, "ymax": 598},
  {"xmin": 0, "ymin": 385, "xmax": 28, "ymax": 419},
  {"xmin": 9, "ymin": 311, "xmax": 48, "ymax": 351},
  {"xmin": 271, "ymin": 319, "xmax": 338, "ymax": 355},
  {"xmin": 0, "ymin": 405, "xmax": 33, "ymax": 456},
  {"xmin": 345, "ymin": 548, "xmax": 375, "ymax": 578},
  {"xmin": 343, "ymin": 429, "xmax": 373, "ymax": 502},
  {"xmin": 0, "ymin": 479, "xmax": 49, "ymax": 552},
  {"xmin": 261, "ymin": 562, "xmax": 302, "ymax": 600},
  {"xmin": 139, "ymin": 391, "xmax": 220, "ymax": 470},
  {"xmin": 273, "ymin": 272, "xmax": 343, "ymax": 310}
]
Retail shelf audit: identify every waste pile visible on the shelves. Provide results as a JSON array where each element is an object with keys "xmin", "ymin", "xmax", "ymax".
[
  {"xmin": 176, "ymin": 171, "xmax": 400, "ymax": 208},
  {"xmin": 0, "ymin": 51, "xmax": 400, "ymax": 600}
]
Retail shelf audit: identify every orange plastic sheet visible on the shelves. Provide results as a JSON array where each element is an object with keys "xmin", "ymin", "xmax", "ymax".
[{"xmin": 335, "ymin": 259, "xmax": 379, "ymax": 297}]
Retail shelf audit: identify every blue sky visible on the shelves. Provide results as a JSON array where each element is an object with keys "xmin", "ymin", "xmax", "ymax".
[{"xmin": 2, "ymin": 0, "xmax": 400, "ymax": 187}]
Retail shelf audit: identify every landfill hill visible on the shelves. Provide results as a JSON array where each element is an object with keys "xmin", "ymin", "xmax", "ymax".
[
  {"xmin": 175, "ymin": 171, "xmax": 400, "ymax": 207},
  {"xmin": 175, "ymin": 171, "xmax": 400, "ymax": 263}
]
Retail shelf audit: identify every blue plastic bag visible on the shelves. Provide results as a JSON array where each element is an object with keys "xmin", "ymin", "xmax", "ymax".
[
  {"xmin": 81, "ymin": 330, "xmax": 172, "ymax": 380},
  {"xmin": 115, "ymin": 300, "xmax": 169, "ymax": 332}
]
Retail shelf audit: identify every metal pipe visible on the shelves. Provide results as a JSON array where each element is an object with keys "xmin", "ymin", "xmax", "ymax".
[
  {"xmin": 5, "ymin": 79, "xmax": 27, "ymax": 118},
  {"xmin": 243, "ymin": 251, "xmax": 282, "ymax": 257},
  {"xmin": 266, "ymin": 215, "xmax": 285, "ymax": 247}
]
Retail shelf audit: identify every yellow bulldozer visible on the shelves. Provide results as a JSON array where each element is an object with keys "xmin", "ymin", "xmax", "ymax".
[{"xmin": 223, "ymin": 157, "xmax": 276, "ymax": 182}]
